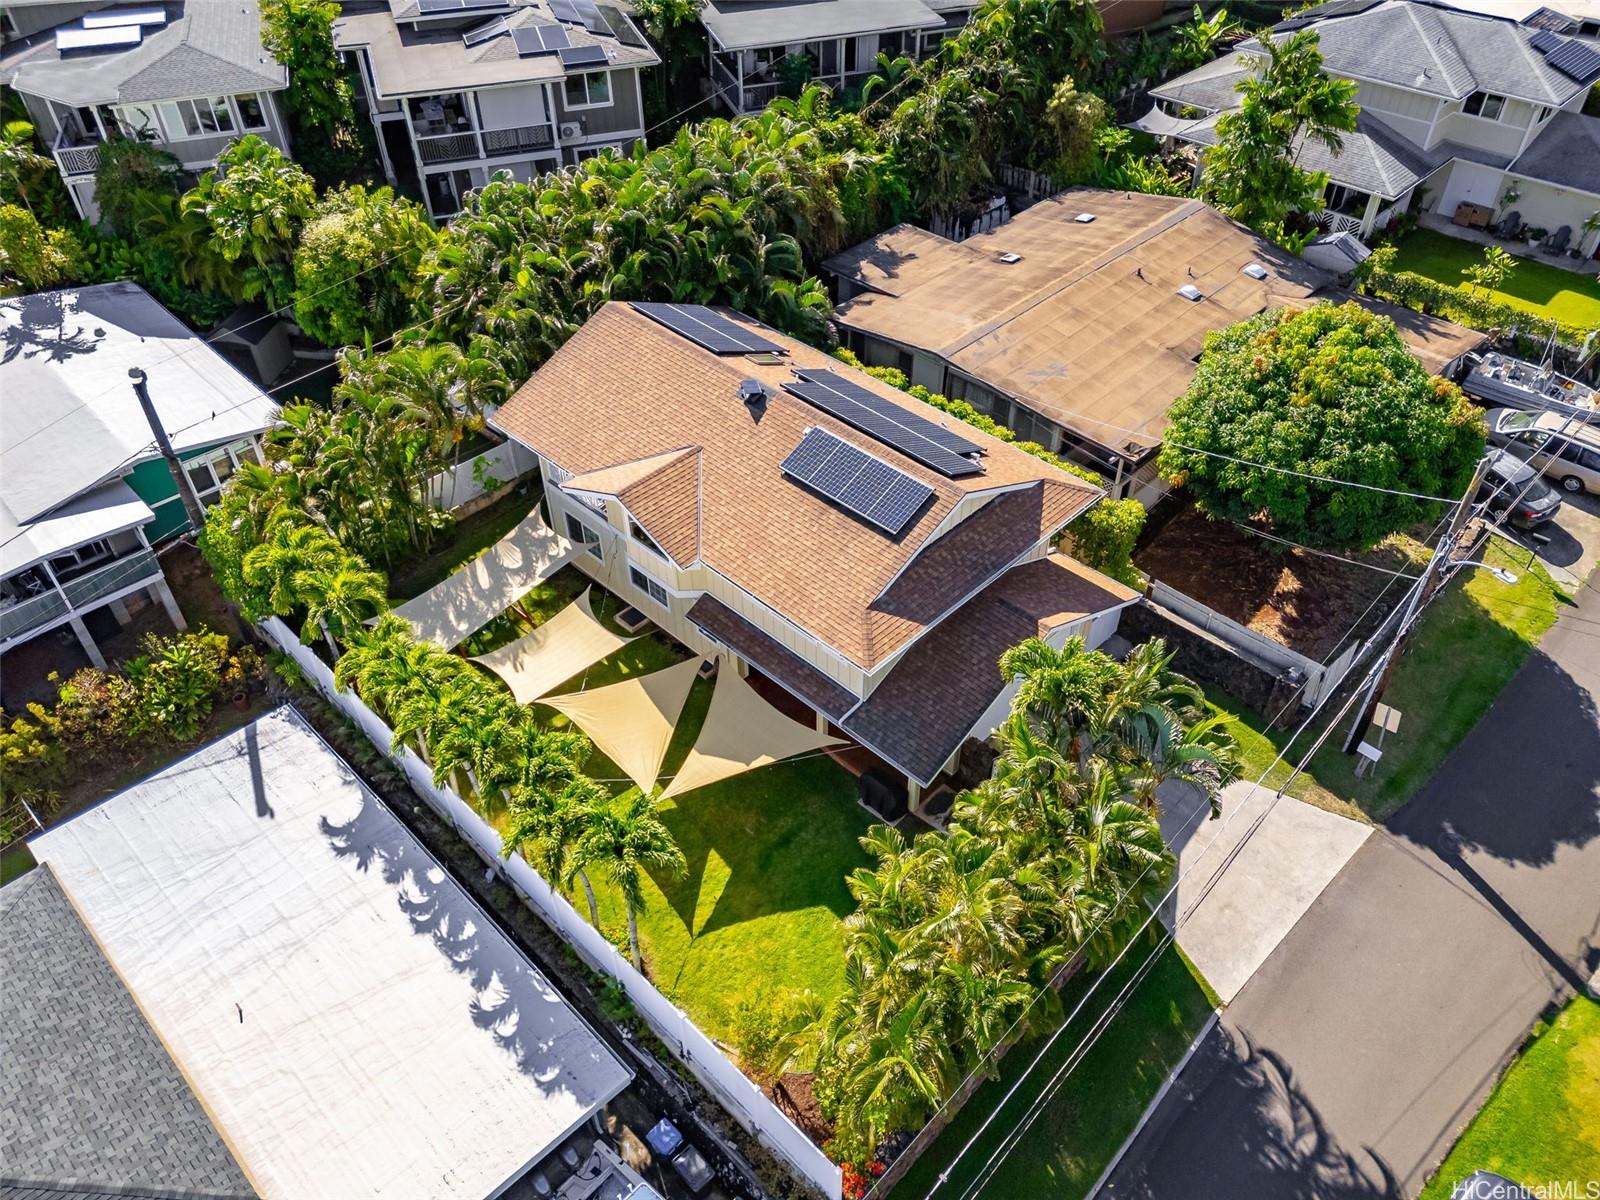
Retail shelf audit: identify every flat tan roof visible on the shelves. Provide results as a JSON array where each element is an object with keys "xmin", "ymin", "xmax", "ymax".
[{"xmin": 828, "ymin": 190, "xmax": 1330, "ymax": 458}]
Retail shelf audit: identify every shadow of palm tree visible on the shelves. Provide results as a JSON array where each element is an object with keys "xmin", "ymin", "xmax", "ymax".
[{"xmin": 1, "ymin": 290, "xmax": 105, "ymax": 365}]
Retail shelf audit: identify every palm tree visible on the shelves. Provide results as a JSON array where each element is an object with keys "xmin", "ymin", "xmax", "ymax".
[
  {"xmin": 295, "ymin": 557, "xmax": 387, "ymax": 656},
  {"xmin": 564, "ymin": 790, "xmax": 686, "ymax": 971},
  {"xmin": 240, "ymin": 516, "xmax": 341, "ymax": 622}
]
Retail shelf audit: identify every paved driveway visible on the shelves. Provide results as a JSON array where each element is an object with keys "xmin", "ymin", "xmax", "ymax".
[
  {"xmin": 1161, "ymin": 780, "xmax": 1372, "ymax": 1003},
  {"xmin": 1103, "ymin": 572, "xmax": 1600, "ymax": 1199},
  {"xmin": 1501, "ymin": 488, "xmax": 1600, "ymax": 589}
]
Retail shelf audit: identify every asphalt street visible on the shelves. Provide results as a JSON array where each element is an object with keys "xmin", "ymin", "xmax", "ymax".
[{"xmin": 1102, "ymin": 570, "xmax": 1600, "ymax": 1200}]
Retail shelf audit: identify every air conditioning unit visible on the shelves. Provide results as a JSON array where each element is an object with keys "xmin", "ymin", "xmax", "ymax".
[{"xmin": 559, "ymin": 121, "xmax": 582, "ymax": 140}]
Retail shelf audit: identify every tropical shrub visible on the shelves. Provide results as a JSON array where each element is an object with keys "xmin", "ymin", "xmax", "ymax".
[
  {"xmin": 93, "ymin": 139, "xmax": 183, "ymax": 239},
  {"xmin": 1068, "ymin": 496, "xmax": 1146, "ymax": 587},
  {"xmin": 1361, "ymin": 264, "xmax": 1592, "ymax": 349},
  {"xmin": 1159, "ymin": 301, "xmax": 1486, "ymax": 549},
  {"xmin": 293, "ymin": 184, "xmax": 436, "ymax": 346},
  {"xmin": 260, "ymin": 0, "xmax": 366, "ymax": 184},
  {"xmin": 0, "ymin": 203, "xmax": 79, "ymax": 291},
  {"xmin": 0, "ymin": 119, "xmax": 75, "ymax": 227}
]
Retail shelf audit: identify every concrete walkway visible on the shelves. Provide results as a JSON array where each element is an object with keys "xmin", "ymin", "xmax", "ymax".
[{"xmin": 1160, "ymin": 780, "xmax": 1372, "ymax": 1003}]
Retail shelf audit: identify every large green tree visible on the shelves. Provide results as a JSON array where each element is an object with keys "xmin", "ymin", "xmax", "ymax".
[
  {"xmin": 1199, "ymin": 29, "xmax": 1358, "ymax": 240},
  {"xmin": 292, "ymin": 184, "xmax": 436, "ymax": 347},
  {"xmin": 1159, "ymin": 302, "xmax": 1486, "ymax": 549},
  {"xmin": 260, "ymin": 0, "xmax": 365, "ymax": 184}
]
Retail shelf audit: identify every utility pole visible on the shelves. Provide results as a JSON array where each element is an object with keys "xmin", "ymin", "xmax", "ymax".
[
  {"xmin": 1342, "ymin": 453, "xmax": 1491, "ymax": 754},
  {"xmin": 130, "ymin": 366, "xmax": 207, "ymax": 533}
]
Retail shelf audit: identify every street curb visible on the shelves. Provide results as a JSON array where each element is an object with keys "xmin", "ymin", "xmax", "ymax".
[{"xmin": 1086, "ymin": 1009, "xmax": 1221, "ymax": 1200}]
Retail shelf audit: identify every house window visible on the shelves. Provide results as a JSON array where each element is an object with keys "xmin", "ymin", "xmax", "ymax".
[
  {"xmin": 101, "ymin": 102, "xmax": 159, "ymax": 140},
  {"xmin": 1536, "ymin": 105, "xmax": 1553, "ymax": 123},
  {"xmin": 235, "ymin": 93, "xmax": 269, "ymax": 130},
  {"xmin": 1462, "ymin": 91, "xmax": 1505, "ymax": 121},
  {"xmin": 629, "ymin": 518, "xmax": 663, "ymax": 557},
  {"xmin": 565, "ymin": 512, "xmax": 603, "ymax": 559},
  {"xmin": 629, "ymin": 565, "xmax": 668, "ymax": 607},
  {"xmin": 160, "ymin": 96, "xmax": 237, "ymax": 139},
  {"xmin": 563, "ymin": 70, "xmax": 611, "ymax": 109},
  {"xmin": 184, "ymin": 444, "xmax": 246, "ymax": 507},
  {"xmin": 49, "ymin": 538, "xmax": 115, "ymax": 579}
]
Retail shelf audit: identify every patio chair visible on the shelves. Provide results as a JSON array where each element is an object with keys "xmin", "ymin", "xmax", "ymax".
[
  {"xmin": 1543, "ymin": 225, "xmax": 1571, "ymax": 254},
  {"xmin": 1494, "ymin": 210, "xmax": 1523, "ymax": 239}
]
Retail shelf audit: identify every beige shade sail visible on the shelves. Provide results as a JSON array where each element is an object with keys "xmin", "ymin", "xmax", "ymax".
[
  {"xmin": 390, "ymin": 511, "xmax": 574, "ymax": 649},
  {"xmin": 541, "ymin": 656, "xmax": 704, "ymax": 794},
  {"xmin": 660, "ymin": 661, "xmax": 845, "ymax": 800},
  {"xmin": 472, "ymin": 588, "xmax": 633, "ymax": 704}
]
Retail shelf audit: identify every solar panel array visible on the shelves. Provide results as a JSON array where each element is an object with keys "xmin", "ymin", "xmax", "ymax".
[
  {"xmin": 550, "ymin": 0, "xmax": 609, "ymax": 34},
  {"xmin": 512, "ymin": 22, "xmax": 569, "ymax": 54},
  {"xmin": 630, "ymin": 302, "xmax": 783, "ymax": 355},
  {"xmin": 417, "ymin": 0, "xmax": 509, "ymax": 12},
  {"xmin": 559, "ymin": 43, "xmax": 609, "ymax": 67},
  {"xmin": 1530, "ymin": 27, "xmax": 1600, "ymax": 82},
  {"xmin": 783, "ymin": 369, "xmax": 984, "ymax": 478},
  {"xmin": 781, "ymin": 429, "xmax": 935, "ymax": 537}
]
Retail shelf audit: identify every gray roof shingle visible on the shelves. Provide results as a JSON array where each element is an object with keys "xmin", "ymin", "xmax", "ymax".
[
  {"xmin": 1, "ymin": 2, "xmax": 285, "ymax": 107},
  {"xmin": 1511, "ymin": 109, "xmax": 1600, "ymax": 196},
  {"xmin": 0, "ymin": 868, "xmax": 256, "ymax": 1200}
]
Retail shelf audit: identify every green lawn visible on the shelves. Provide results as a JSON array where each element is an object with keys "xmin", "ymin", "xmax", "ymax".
[
  {"xmin": 893, "ymin": 940, "xmax": 1216, "ymax": 1200},
  {"xmin": 388, "ymin": 490, "xmax": 537, "ymax": 602},
  {"xmin": 1389, "ymin": 228, "xmax": 1600, "ymax": 328},
  {"xmin": 456, "ymin": 562, "xmax": 873, "ymax": 1041},
  {"xmin": 1421, "ymin": 996, "xmax": 1600, "ymax": 1199}
]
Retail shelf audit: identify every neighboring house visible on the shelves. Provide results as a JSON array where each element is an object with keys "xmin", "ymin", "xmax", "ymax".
[
  {"xmin": 700, "ymin": 0, "xmax": 977, "ymax": 114},
  {"xmin": 0, "ymin": 282, "xmax": 279, "ymax": 671},
  {"xmin": 491, "ymin": 301, "xmax": 1141, "ymax": 804},
  {"xmin": 334, "ymin": 0, "xmax": 659, "ymax": 220},
  {"xmin": 824, "ymin": 188, "xmax": 1488, "ymax": 499},
  {"xmin": 7, "ymin": 707, "xmax": 634, "ymax": 1200},
  {"xmin": 0, "ymin": 0, "xmax": 290, "ymax": 222},
  {"xmin": 1133, "ymin": 0, "xmax": 1600, "ymax": 249}
]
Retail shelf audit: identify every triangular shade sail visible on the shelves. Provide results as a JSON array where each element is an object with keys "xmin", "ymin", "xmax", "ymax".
[
  {"xmin": 659, "ymin": 662, "xmax": 845, "ymax": 800},
  {"xmin": 390, "ymin": 511, "xmax": 574, "ymax": 649},
  {"xmin": 541, "ymin": 657, "xmax": 703, "ymax": 794},
  {"xmin": 472, "ymin": 588, "xmax": 633, "ymax": 704}
]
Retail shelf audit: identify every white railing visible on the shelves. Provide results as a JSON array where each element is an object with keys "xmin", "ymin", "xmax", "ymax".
[
  {"xmin": 261, "ymin": 617, "xmax": 844, "ymax": 1200},
  {"xmin": 425, "ymin": 439, "xmax": 538, "ymax": 511},
  {"xmin": 53, "ymin": 140, "xmax": 101, "ymax": 176},
  {"xmin": 1, "ymin": 549, "xmax": 162, "ymax": 645},
  {"xmin": 1316, "ymin": 209, "xmax": 1365, "ymax": 235},
  {"xmin": 481, "ymin": 123, "xmax": 553, "ymax": 156},
  {"xmin": 416, "ymin": 130, "xmax": 482, "ymax": 165}
]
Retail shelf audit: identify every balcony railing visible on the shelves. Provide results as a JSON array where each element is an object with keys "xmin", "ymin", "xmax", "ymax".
[
  {"xmin": 481, "ymin": 123, "xmax": 553, "ymax": 155},
  {"xmin": 53, "ymin": 137, "xmax": 102, "ymax": 177},
  {"xmin": 0, "ymin": 548, "xmax": 162, "ymax": 645},
  {"xmin": 417, "ymin": 124, "xmax": 555, "ymax": 165},
  {"xmin": 416, "ymin": 130, "xmax": 481, "ymax": 165}
]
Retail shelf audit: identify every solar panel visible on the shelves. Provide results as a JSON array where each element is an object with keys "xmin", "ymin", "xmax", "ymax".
[
  {"xmin": 81, "ymin": 7, "xmax": 166, "ymax": 29},
  {"xmin": 512, "ymin": 23, "xmax": 568, "ymax": 54},
  {"xmin": 1529, "ymin": 27, "xmax": 1600, "ymax": 80},
  {"xmin": 56, "ymin": 23, "xmax": 142, "ymax": 50},
  {"xmin": 784, "ymin": 369, "xmax": 984, "ymax": 478},
  {"xmin": 630, "ymin": 302, "xmax": 783, "ymax": 355},
  {"xmin": 597, "ymin": 4, "xmax": 648, "ymax": 47},
  {"xmin": 781, "ymin": 428, "xmax": 935, "ymax": 536},
  {"xmin": 417, "ymin": 0, "xmax": 510, "ymax": 12},
  {"xmin": 549, "ymin": 0, "xmax": 582, "ymax": 22},
  {"xmin": 559, "ymin": 43, "xmax": 609, "ymax": 67},
  {"xmin": 464, "ymin": 16, "xmax": 509, "ymax": 46}
]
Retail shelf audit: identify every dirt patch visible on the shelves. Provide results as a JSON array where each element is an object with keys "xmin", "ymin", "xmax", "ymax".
[
  {"xmin": 1134, "ymin": 501, "xmax": 1420, "ymax": 661},
  {"xmin": 771, "ymin": 1073, "xmax": 834, "ymax": 1147}
]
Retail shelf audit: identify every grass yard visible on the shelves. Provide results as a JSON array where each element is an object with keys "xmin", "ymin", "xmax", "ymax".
[
  {"xmin": 1421, "ymin": 996, "xmax": 1600, "ymax": 1199},
  {"xmin": 894, "ymin": 939, "xmax": 1216, "ymax": 1200},
  {"xmin": 1389, "ymin": 228, "xmax": 1600, "ymax": 328},
  {"xmin": 387, "ymin": 489, "xmax": 538, "ymax": 602},
  {"xmin": 456, "ymin": 561, "xmax": 873, "ymax": 1042},
  {"xmin": 1201, "ymin": 686, "xmax": 1366, "ymax": 824}
]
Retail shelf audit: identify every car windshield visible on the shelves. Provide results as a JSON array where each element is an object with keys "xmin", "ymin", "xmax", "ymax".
[{"xmin": 1502, "ymin": 410, "xmax": 1540, "ymax": 430}]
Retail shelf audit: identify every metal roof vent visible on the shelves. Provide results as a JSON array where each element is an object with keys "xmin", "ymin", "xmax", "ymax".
[
  {"xmin": 997, "ymin": 252, "xmax": 1023, "ymax": 264},
  {"xmin": 1074, "ymin": 212, "xmax": 1096, "ymax": 223},
  {"xmin": 738, "ymin": 378, "xmax": 767, "ymax": 406},
  {"xmin": 1241, "ymin": 262, "xmax": 1269, "ymax": 280},
  {"xmin": 1176, "ymin": 284, "xmax": 1204, "ymax": 302}
]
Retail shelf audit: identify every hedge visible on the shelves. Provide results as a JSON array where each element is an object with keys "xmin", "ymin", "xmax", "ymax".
[{"xmin": 1362, "ymin": 267, "xmax": 1596, "ymax": 350}]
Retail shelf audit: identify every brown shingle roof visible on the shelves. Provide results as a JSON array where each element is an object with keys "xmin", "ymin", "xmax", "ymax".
[
  {"xmin": 565, "ymin": 447, "xmax": 702, "ymax": 565},
  {"xmin": 827, "ymin": 190, "xmax": 1329, "ymax": 459},
  {"xmin": 843, "ymin": 556, "xmax": 1139, "ymax": 784},
  {"xmin": 493, "ymin": 303, "xmax": 1100, "ymax": 669},
  {"xmin": 686, "ymin": 596, "xmax": 858, "ymax": 720}
]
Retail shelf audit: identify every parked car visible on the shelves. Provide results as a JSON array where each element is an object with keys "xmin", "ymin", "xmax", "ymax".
[
  {"xmin": 1485, "ymin": 407, "xmax": 1600, "ymax": 495},
  {"xmin": 1478, "ymin": 449, "xmax": 1563, "ymax": 529}
]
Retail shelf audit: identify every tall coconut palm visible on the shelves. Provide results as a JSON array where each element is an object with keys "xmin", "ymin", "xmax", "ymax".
[{"xmin": 564, "ymin": 790, "xmax": 686, "ymax": 971}]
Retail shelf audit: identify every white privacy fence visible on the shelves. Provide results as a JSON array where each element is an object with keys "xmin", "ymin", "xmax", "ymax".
[
  {"xmin": 427, "ymin": 440, "xmax": 540, "ymax": 512},
  {"xmin": 262, "ymin": 618, "xmax": 844, "ymax": 1200}
]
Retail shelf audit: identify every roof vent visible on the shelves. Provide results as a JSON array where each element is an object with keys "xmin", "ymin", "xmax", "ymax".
[
  {"xmin": 738, "ymin": 378, "xmax": 767, "ymax": 406},
  {"xmin": 1074, "ymin": 212, "xmax": 1096, "ymax": 223},
  {"xmin": 1241, "ymin": 262, "xmax": 1269, "ymax": 280},
  {"xmin": 1176, "ymin": 284, "xmax": 1204, "ymax": 302},
  {"xmin": 996, "ymin": 252, "xmax": 1023, "ymax": 264}
]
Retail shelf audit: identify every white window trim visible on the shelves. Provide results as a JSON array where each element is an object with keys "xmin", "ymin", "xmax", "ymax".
[
  {"xmin": 1461, "ymin": 91, "xmax": 1507, "ymax": 122},
  {"xmin": 562, "ymin": 71, "xmax": 613, "ymax": 111},
  {"xmin": 628, "ymin": 564, "xmax": 669, "ymax": 608},
  {"xmin": 236, "ymin": 92, "xmax": 271, "ymax": 132}
]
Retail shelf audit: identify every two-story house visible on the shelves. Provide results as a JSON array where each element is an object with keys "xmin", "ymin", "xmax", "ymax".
[
  {"xmin": 1, "ymin": 1, "xmax": 290, "ymax": 222},
  {"xmin": 701, "ymin": 0, "xmax": 977, "ymax": 115},
  {"xmin": 490, "ymin": 301, "xmax": 1140, "ymax": 805},
  {"xmin": 1134, "ymin": 0, "xmax": 1600, "ymax": 251},
  {"xmin": 0, "ymin": 282, "xmax": 279, "ymax": 676},
  {"xmin": 333, "ymin": 0, "xmax": 658, "ymax": 221}
]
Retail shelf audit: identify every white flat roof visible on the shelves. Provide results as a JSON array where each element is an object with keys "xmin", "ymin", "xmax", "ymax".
[{"xmin": 31, "ymin": 707, "xmax": 631, "ymax": 1200}]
